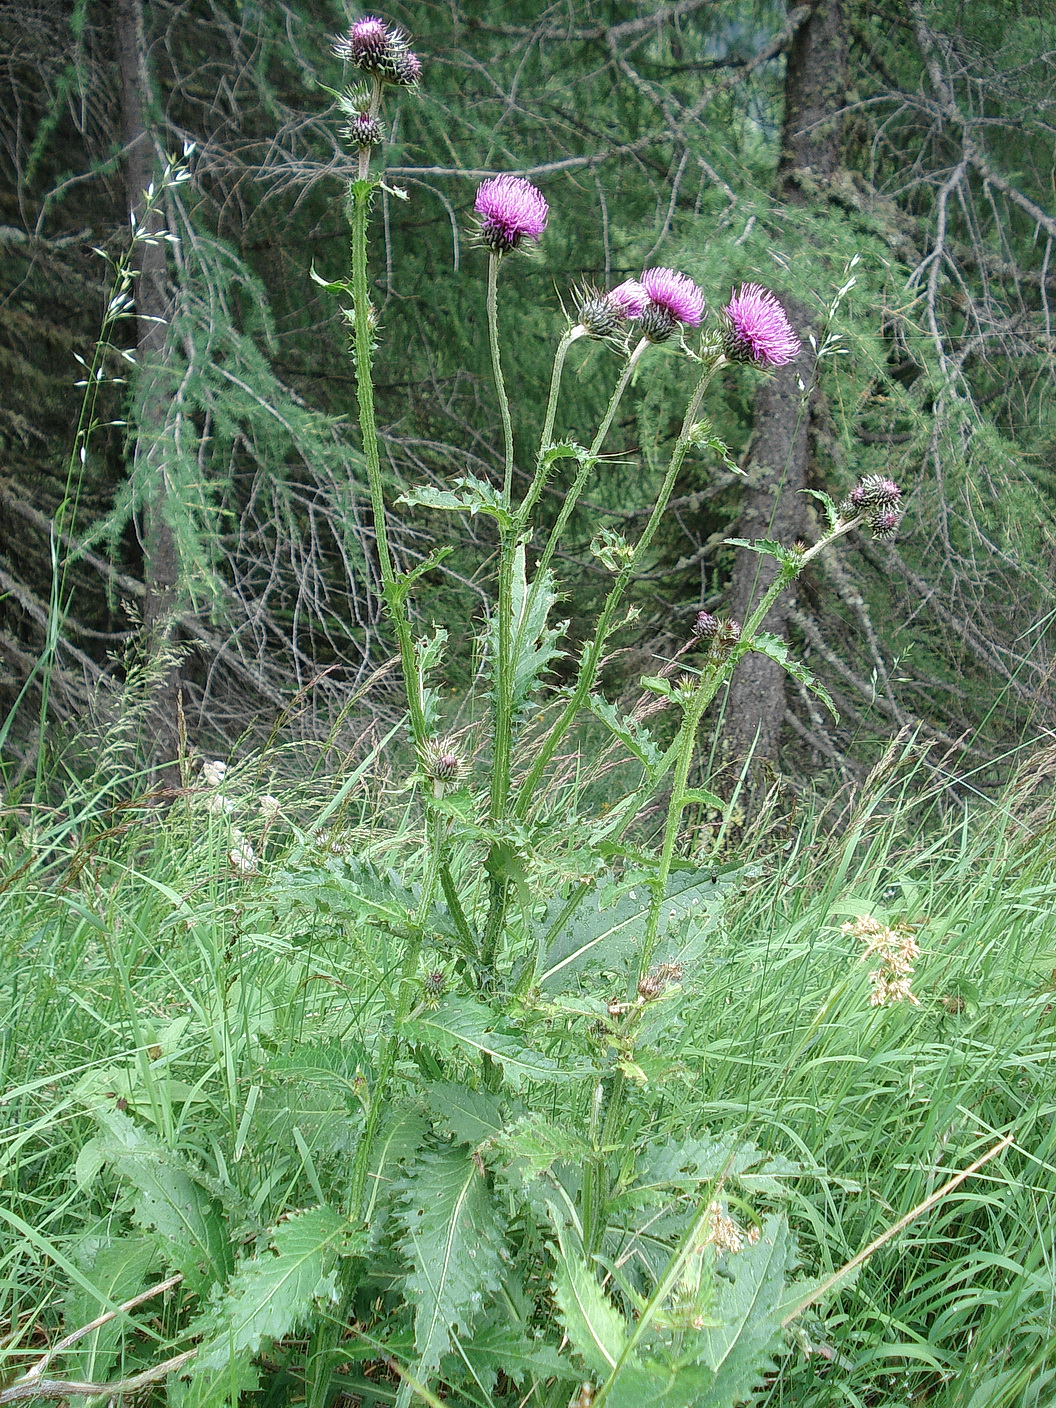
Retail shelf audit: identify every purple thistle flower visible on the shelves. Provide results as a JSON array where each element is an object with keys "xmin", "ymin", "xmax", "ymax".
[
  {"xmin": 608, "ymin": 279, "xmax": 649, "ymax": 320},
  {"xmin": 389, "ymin": 49, "xmax": 422, "ymax": 86},
  {"xmin": 474, "ymin": 175, "xmax": 549, "ymax": 255},
  {"xmin": 640, "ymin": 268, "xmax": 705, "ymax": 328},
  {"xmin": 722, "ymin": 284, "xmax": 801, "ymax": 367},
  {"xmin": 851, "ymin": 475, "xmax": 901, "ymax": 510}
]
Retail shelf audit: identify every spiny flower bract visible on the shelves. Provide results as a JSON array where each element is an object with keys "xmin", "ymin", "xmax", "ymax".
[
  {"xmin": 474, "ymin": 175, "xmax": 549, "ymax": 254},
  {"xmin": 722, "ymin": 284, "xmax": 801, "ymax": 367}
]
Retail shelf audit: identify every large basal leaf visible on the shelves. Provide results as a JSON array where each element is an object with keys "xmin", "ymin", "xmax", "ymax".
[
  {"xmin": 421, "ymin": 1081, "xmax": 507, "ymax": 1147},
  {"xmin": 692, "ymin": 1215, "xmax": 798, "ymax": 1406},
  {"xmin": 444, "ymin": 1321, "xmax": 575, "ymax": 1392},
  {"xmin": 75, "ymin": 1109, "xmax": 230, "ymax": 1295},
  {"xmin": 362, "ymin": 1105, "xmax": 430, "ymax": 1228},
  {"xmin": 177, "ymin": 1206, "xmax": 354, "ymax": 1408},
  {"xmin": 63, "ymin": 1235, "xmax": 156, "ymax": 1383},
  {"xmin": 403, "ymin": 997, "xmax": 591, "ymax": 1088},
  {"xmin": 394, "ymin": 1147, "xmax": 508, "ymax": 1404}
]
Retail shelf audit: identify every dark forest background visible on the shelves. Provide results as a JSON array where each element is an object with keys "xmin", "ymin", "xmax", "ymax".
[{"xmin": 2, "ymin": 0, "xmax": 1054, "ymax": 792}]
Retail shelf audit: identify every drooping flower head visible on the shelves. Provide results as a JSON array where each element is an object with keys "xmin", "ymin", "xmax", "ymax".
[
  {"xmin": 575, "ymin": 279, "xmax": 648, "ymax": 338},
  {"xmin": 722, "ymin": 284, "xmax": 801, "ymax": 367},
  {"xmin": 334, "ymin": 16, "xmax": 421, "ymax": 84},
  {"xmin": 638, "ymin": 267, "xmax": 705, "ymax": 342},
  {"xmin": 474, "ymin": 175, "xmax": 549, "ymax": 255}
]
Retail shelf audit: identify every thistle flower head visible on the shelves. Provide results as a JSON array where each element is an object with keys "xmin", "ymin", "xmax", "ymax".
[
  {"xmin": 474, "ymin": 175, "xmax": 548, "ymax": 254},
  {"xmin": 424, "ymin": 968, "xmax": 448, "ymax": 999},
  {"xmin": 420, "ymin": 737, "xmax": 469, "ymax": 784},
  {"xmin": 851, "ymin": 475, "xmax": 902, "ymax": 510},
  {"xmin": 713, "ymin": 618, "xmax": 742, "ymax": 656},
  {"xmin": 575, "ymin": 279, "xmax": 649, "ymax": 339},
  {"xmin": 608, "ymin": 279, "xmax": 649, "ymax": 319},
  {"xmin": 722, "ymin": 284, "xmax": 801, "ymax": 367},
  {"xmin": 334, "ymin": 16, "xmax": 421, "ymax": 84},
  {"xmin": 691, "ymin": 610, "xmax": 719, "ymax": 641},
  {"xmin": 868, "ymin": 507, "xmax": 904, "ymax": 540},
  {"xmin": 640, "ymin": 267, "xmax": 705, "ymax": 329},
  {"xmin": 344, "ymin": 113, "xmax": 386, "ymax": 149}
]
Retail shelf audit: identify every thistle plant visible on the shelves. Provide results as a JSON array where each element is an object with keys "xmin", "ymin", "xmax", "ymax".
[
  {"xmin": 49, "ymin": 22, "xmax": 935, "ymax": 1408},
  {"xmin": 312, "ymin": 23, "xmax": 913, "ymax": 1403}
]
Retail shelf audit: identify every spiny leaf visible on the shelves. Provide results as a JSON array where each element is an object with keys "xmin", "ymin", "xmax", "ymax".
[
  {"xmin": 398, "ymin": 476, "xmax": 512, "ymax": 526},
  {"xmin": 395, "ymin": 1147, "xmax": 507, "ymax": 1395},
  {"xmin": 448, "ymin": 1322, "xmax": 576, "ymax": 1390},
  {"xmin": 422, "ymin": 1082, "xmax": 506, "ymax": 1147},
  {"xmin": 403, "ymin": 997, "xmax": 591, "ymax": 1087},
  {"xmin": 631, "ymin": 1135, "xmax": 806, "ymax": 1203},
  {"xmin": 538, "ymin": 867, "xmax": 738, "ymax": 992},
  {"xmin": 77, "ymin": 1109, "xmax": 230, "ymax": 1294},
  {"xmin": 496, "ymin": 543, "xmax": 567, "ymax": 715},
  {"xmin": 551, "ymin": 1229, "xmax": 630, "ymax": 1377},
  {"xmin": 694, "ymin": 1215, "xmax": 798, "ymax": 1403},
  {"xmin": 588, "ymin": 696, "xmax": 662, "ymax": 773},
  {"xmin": 178, "ymin": 1207, "xmax": 354, "ymax": 1408},
  {"xmin": 749, "ymin": 632, "xmax": 839, "ymax": 721}
]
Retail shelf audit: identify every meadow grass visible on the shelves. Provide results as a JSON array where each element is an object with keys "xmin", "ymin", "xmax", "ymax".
[{"xmin": 0, "ymin": 740, "xmax": 1053, "ymax": 1407}]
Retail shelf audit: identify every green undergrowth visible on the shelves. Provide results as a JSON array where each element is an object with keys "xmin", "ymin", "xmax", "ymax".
[{"xmin": 0, "ymin": 752, "xmax": 1054, "ymax": 1408}]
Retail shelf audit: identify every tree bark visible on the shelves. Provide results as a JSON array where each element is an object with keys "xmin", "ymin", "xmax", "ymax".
[
  {"xmin": 721, "ymin": 0, "xmax": 846, "ymax": 772},
  {"xmin": 116, "ymin": 0, "xmax": 183, "ymax": 778}
]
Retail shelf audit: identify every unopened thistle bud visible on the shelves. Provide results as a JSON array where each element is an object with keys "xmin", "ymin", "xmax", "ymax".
[
  {"xmin": 419, "ymin": 738, "xmax": 468, "ymax": 784},
  {"xmin": 344, "ymin": 113, "xmax": 386, "ymax": 148},
  {"xmin": 388, "ymin": 49, "xmax": 422, "ymax": 86},
  {"xmin": 691, "ymin": 610, "xmax": 719, "ymax": 641},
  {"xmin": 424, "ymin": 969, "xmax": 447, "ymax": 998},
  {"xmin": 713, "ymin": 618, "xmax": 742, "ymax": 656},
  {"xmin": 868, "ymin": 507, "xmax": 904, "ymax": 541}
]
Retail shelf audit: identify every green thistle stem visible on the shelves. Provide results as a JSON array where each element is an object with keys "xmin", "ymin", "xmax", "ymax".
[{"xmin": 515, "ymin": 355, "xmax": 721, "ymax": 818}]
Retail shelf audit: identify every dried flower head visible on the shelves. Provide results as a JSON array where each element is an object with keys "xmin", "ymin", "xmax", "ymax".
[
  {"xmin": 842, "ymin": 914, "xmax": 921, "ymax": 1007},
  {"xmin": 691, "ymin": 610, "xmax": 719, "ymax": 641},
  {"xmin": 474, "ymin": 175, "xmax": 549, "ymax": 254},
  {"xmin": 638, "ymin": 961, "xmax": 684, "ymax": 1001},
  {"xmin": 722, "ymin": 284, "xmax": 801, "ymax": 367},
  {"xmin": 229, "ymin": 829, "xmax": 258, "ymax": 875},
  {"xmin": 201, "ymin": 759, "xmax": 227, "ymax": 788},
  {"xmin": 705, "ymin": 1201, "xmax": 746, "ymax": 1255},
  {"xmin": 637, "ymin": 268, "xmax": 705, "ymax": 341}
]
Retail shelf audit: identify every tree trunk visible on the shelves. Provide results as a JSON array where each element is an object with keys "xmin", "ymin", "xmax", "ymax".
[
  {"xmin": 721, "ymin": 0, "xmax": 847, "ymax": 772},
  {"xmin": 116, "ymin": 0, "xmax": 183, "ymax": 780}
]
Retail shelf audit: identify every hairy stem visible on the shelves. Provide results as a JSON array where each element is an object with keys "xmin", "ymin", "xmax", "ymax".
[{"xmin": 487, "ymin": 251, "xmax": 515, "ymax": 505}]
